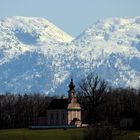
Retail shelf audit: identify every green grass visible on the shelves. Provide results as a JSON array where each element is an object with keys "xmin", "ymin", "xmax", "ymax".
[
  {"xmin": 0, "ymin": 128, "xmax": 84, "ymax": 140},
  {"xmin": 0, "ymin": 128, "xmax": 140, "ymax": 140},
  {"xmin": 114, "ymin": 131, "xmax": 140, "ymax": 140}
]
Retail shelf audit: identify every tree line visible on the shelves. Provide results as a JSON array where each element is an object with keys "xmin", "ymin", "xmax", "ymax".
[
  {"xmin": 0, "ymin": 93, "xmax": 52, "ymax": 129},
  {"xmin": 0, "ymin": 73, "xmax": 140, "ymax": 129},
  {"xmin": 78, "ymin": 73, "xmax": 140, "ymax": 129}
]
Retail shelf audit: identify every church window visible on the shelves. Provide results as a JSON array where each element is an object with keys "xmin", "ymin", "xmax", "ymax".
[{"xmin": 51, "ymin": 113, "xmax": 53, "ymax": 120}]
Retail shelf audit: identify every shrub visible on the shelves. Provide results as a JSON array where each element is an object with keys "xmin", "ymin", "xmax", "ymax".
[{"xmin": 83, "ymin": 122, "xmax": 113, "ymax": 140}]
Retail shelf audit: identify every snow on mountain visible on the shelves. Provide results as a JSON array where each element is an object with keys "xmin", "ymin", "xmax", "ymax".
[
  {"xmin": 0, "ymin": 16, "xmax": 140, "ymax": 95},
  {"xmin": 0, "ymin": 16, "xmax": 74, "ymax": 94},
  {"xmin": 0, "ymin": 16, "xmax": 73, "ymax": 64},
  {"xmin": 73, "ymin": 17, "xmax": 140, "ymax": 88}
]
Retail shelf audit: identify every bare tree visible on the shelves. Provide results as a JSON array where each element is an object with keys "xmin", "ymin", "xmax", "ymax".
[{"xmin": 78, "ymin": 73, "xmax": 108, "ymax": 124}]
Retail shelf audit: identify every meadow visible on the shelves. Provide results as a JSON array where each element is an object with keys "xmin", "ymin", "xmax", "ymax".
[
  {"xmin": 0, "ymin": 128, "xmax": 84, "ymax": 140},
  {"xmin": 0, "ymin": 128, "xmax": 140, "ymax": 140}
]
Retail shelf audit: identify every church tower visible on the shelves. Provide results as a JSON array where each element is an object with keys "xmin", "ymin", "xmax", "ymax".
[{"xmin": 67, "ymin": 79, "xmax": 81, "ymax": 126}]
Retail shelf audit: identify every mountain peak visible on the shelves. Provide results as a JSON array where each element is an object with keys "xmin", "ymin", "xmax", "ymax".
[
  {"xmin": 0, "ymin": 16, "xmax": 140, "ymax": 94},
  {"xmin": 0, "ymin": 16, "xmax": 73, "ymax": 44}
]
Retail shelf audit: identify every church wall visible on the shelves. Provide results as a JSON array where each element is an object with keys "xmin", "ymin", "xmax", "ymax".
[
  {"xmin": 47, "ymin": 110, "xmax": 67, "ymax": 125},
  {"xmin": 68, "ymin": 109, "xmax": 81, "ymax": 125}
]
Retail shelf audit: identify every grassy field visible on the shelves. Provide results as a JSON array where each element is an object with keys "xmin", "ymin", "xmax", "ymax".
[
  {"xmin": 114, "ymin": 130, "xmax": 140, "ymax": 140},
  {"xmin": 0, "ymin": 128, "xmax": 140, "ymax": 140},
  {"xmin": 0, "ymin": 128, "xmax": 84, "ymax": 140}
]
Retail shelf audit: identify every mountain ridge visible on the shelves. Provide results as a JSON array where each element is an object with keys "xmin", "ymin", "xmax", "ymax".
[{"xmin": 0, "ymin": 16, "xmax": 140, "ymax": 94}]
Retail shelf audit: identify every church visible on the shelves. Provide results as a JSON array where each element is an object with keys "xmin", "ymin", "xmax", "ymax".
[
  {"xmin": 46, "ymin": 79, "xmax": 82, "ymax": 127},
  {"xmin": 30, "ymin": 79, "xmax": 82, "ymax": 128}
]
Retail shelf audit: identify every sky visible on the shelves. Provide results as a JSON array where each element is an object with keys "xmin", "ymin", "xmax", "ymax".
[{"xmin": 0, "ymin": 0, "xmax": 140, "ymax": 37}]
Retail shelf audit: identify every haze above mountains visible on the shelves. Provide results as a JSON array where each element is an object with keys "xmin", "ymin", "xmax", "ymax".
[{"xmin": 0, "ymin": 16, "xmax": 140, "ymax": 95}]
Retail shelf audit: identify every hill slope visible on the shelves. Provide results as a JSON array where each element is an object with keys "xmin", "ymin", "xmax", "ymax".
[
  {"xmin": 73, "ymin": 17, "xmax": 140, "ymax": 88},
  {"xmin": 0, "ymin": 17, "xmax": 140, "ymax": 94}
]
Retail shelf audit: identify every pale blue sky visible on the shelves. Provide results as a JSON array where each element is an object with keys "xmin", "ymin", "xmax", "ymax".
[{"xmin": 0, "ymin": 0, "xmax": 140, "ymax": 36}]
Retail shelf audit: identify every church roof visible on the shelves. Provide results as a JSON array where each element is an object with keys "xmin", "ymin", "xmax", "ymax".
[{"xmin": 47, "ymin": 99, "xmax": 69, "ymax": 110}]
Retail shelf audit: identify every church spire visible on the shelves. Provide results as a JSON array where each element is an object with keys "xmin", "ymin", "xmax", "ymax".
[
  {"xmin": 69, "ymin": 78, "xmax": 75, "ymax": 91},
  {"xmin": 68, "ymin": 78, "xmax": 76, "ymax": 102}
]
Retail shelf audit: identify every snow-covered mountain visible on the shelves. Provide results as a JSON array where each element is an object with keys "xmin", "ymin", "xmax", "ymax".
[
  {"xmin": 73, "ymin": 17, "xmax": 140, "ymax": 88},
  {"xmin": 0, "ymin": 16, "xmax": 73, "ymax": 64},
  {"xmin": 0, "ymin": 16, "xmax": 140, "ymax": 95}
]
